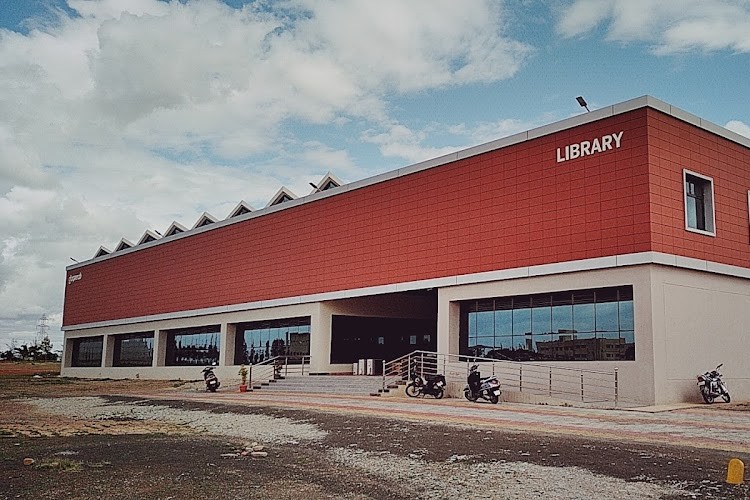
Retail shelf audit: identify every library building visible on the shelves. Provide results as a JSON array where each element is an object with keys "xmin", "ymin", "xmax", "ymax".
[{"xmin": 62, "ymin": 96, "xmax": 749, "ymax": 406}]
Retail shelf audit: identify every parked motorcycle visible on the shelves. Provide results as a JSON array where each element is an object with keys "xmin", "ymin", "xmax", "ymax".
[
  {"xmin": 202, "ymin": 366, "xmax": 221, "ymax": 392},
  {"xmin": 405, "ymin": 372, "xmax": 446, "ymax": 399},
  {"xmin": 464, "ymin": 364, "xmax": 501, "ymax": 404},
  {"xmin": 697, "ymin": 364, "xmax": 730, "ymax": 404}
]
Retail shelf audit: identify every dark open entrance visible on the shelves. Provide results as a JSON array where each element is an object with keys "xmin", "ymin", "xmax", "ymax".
[{"xmin": 330, "ymin": 315, "xmax": 437, "ymax": 364}]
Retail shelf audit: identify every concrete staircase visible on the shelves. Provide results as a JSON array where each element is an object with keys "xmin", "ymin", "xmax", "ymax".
[{"xmin": 251, "ymin": 375, "xmax": 397, "ymax": 397}]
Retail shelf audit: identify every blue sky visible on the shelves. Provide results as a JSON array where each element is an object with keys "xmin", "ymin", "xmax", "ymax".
[{"xmin": 0, "ymin": 0, "xmax": 749, "ymax": 350}]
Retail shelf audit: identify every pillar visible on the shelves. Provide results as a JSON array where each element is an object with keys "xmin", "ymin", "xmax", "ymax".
[
  {"xmin": 153, "ymin": 330, "xmax": 167, "ymax": 367},
  {"xmin": 220, "ymin": 323, "xmax": 236, "ymax": 366}
]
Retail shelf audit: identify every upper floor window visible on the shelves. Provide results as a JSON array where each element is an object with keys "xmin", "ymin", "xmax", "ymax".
[{"xmin": 683, "ymin": 170, "xmax": 715, "ymax": 236}]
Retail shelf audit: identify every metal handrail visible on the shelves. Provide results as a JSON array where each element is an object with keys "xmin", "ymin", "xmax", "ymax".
[
  {"xmin": 247, "ymin": 355, "xmax": 311, "ymax": 386},
  {"xmin": 382, "ymin": 350, "xmax": 620, "ymax": 404}
]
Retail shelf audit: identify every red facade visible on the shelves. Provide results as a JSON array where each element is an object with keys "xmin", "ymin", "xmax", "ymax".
[{"xmin": 63, "ymin": 107, "xmax": 750, "ymax": 326}]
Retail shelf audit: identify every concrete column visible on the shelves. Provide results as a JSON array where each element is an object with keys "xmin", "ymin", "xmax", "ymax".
[
  {"xmin": 103, "ymin": 334, "xmax": 115, "ymax": 367},
  {"xmin": 220, "ymin": 323, "xmax": 237, "ymax": 366},
  {"xmin": 309, "ymin": 304, "xmax": 329, "ymax": 374},
  {"xmin": 62, "ymin": 336, "xmax": 73, "ymax": 368},
  {"xmin": 436, "ymin": 291, "xmax": 460, "ymax": 355},
  {"xmin": 153, "ymin": 330, "xmax": 167, "ymax": 367}
]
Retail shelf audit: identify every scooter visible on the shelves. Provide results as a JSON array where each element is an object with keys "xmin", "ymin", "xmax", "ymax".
[
  {"xmin": 697, "ymin": 363, "xmax": 730, "ymax": 404},
  {"xmin": 464, "ymin": 364, "xmax": 501, "ymax": 404},
  {"xmin": 405, "ymin": 372, "xmax": 446, "ymax": 399},
  {"xmin": 202, "ymin": 366, "xmax": 221, "ymax": 392}
]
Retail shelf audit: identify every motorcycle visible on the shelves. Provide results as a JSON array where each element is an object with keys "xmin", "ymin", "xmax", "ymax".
[
  {"xmin": 697, "ymin": 364, "xmax": 730, "ymax": 404},
  {"xmin": 405, "ymin": 372, "xmax": 446, "ymax": 399},
  {"xmin": 202, "ymin": 366, "xmax": 221, "ymax": 392},
  {"xmin": 464, "ymin": 364, "xmax": 501, "ymax": 404}
]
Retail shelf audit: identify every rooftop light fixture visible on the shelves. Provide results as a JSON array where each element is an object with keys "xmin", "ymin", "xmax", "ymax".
[{"xmin": 576, "ymin": 96, "xmax": 590, "ymax": 112}]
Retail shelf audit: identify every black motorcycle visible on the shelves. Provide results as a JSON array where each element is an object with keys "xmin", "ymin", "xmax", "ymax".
[
  {"xmin": 464, "ymin": 364, "xmax": 501, "ymax": 404},
  {"xmin": 202, "ymin": 366, "xmax": 221, "ymax": 392},
  {"xmin": 405, "ymin": 372, "xmax": 446, "ymax": 399},
  {"xmin": 697, "ymin": 363, "xmax": 730, "ymax": 404}
]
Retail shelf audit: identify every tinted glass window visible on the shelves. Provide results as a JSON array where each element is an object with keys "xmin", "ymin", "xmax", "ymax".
[
  {"xmin": 235, "ymin": 317, "xmax": 311, "ymax": 365},
  {"xmin": 166, "ymin": 326, "xmax": 220, "ymax": 366},
  {"xmin": 113, "ymin": 333, "xmax": 154, "ymax": 367},
  {"xmin": 460, "ymin": 286, "xmax": 635, "ymax": 361},
  {"xmin": 71, "ymin": 336, "xmax": 103, "ymax": 367}
]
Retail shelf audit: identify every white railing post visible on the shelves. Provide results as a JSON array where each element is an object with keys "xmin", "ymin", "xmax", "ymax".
[
  {"xmin": 614, "ymin": 368, "xmax": 619, "ymax": 405},
  {"xmin": 519, "ymin": 365, "xmax": 523, "ymax": 392},
  {"xmin": 580, "ymin": 372, "xmax": 585, "ymax": 402},
  {"xmin": 549, "ymin": 367, "xmax": 552, "ymax": 397}
]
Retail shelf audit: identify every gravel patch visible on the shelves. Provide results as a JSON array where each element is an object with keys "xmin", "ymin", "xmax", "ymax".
[
  {"xmin": 329, "ymin": 448, "xmax": 690, "ymax": 500},
  {"xmin": 25, "ymin": 397, "xmax": 326, "ymax": 444}
]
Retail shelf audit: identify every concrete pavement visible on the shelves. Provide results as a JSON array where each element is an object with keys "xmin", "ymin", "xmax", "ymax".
[{"xmin": 131, "ymin": 389, "xmax": 750, "ymax": 455}]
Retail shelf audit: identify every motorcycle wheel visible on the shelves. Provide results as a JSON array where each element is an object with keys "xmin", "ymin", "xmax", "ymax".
[
  {"xmin": 434, "ymin": 388, "xmax": 444, "ymax": 399},
  {"xmin": 208, "ymin": 386, "xmax": 217, "ymax": 393},
  {"xmin": 464, "ymin": 390, "xmax": 477, "ymax": 402},
  {"xmin": 405, "ymin": 383, "xmax": 419, "ymax": 398},
  {"xmin": 721, "ymin": 392, "xmax": 731, "ymax": 403},
  {"xmin": 701, "ymin": 390, "xmax": 714, "ymax": 404},
  {"xmin": 489, "ymin": 393, "xmax": 499, "ymax": 404}
]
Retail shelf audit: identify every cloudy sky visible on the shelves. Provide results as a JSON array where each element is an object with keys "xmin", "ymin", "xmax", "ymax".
[{"xmin": 1, "ymin": 0, "xmax": 749, "ymax": 351}]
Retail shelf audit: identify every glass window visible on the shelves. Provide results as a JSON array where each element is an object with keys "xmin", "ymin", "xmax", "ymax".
[
  {"xmin": 573, "ymin": 301, "xmax": 595, "ymax": 334},
  {"xmin": 234, "ymin": 317, "xmax": 311, "ymax": 365},
  {"xmin": 595, "ymin": 302, "xmax": 619, "ymax": 333},
  {"xmin": 71, "ymin": 336, "xmax": 103, "ymax": 367},
  {"xmin": 494, "ymin": 309, "xmax": 513, "ymax": 336},
  {"xmin": 166, "ymin": 326, "xmax": 220, "ymax": 366},
  {"xmin": 684, "ymin": 170, "xmax": 715, "ymax": 235},
  {"xmin": 512, "ymin": 297, "xmax": 532, "ymax": 336},
  {"xmin": 531, "ymin": 303, "xmax": 551, "ymax": 335},
  {"xmin": 468, "ymin": 312, "xmax": 477, "ymax": 337},
  {"xmin": 476, "ymin": 311, "xmax": 494, "ymax": 336},
  {"xmin": 459, "ymin": 286, "xmax": 635, "ymax": 361},
  {"xmin": 113, "ymin": 332, "xmax": 154, "ymax": 367}
]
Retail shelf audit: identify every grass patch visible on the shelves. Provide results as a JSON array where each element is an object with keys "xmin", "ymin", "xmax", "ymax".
[{"xmin": 36, "ymin": 458, "xmax": 83, "ymax": 472}]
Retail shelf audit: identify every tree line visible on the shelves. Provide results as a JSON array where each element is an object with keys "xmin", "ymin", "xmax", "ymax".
[{"xmin": 1, "ymin": 336, "xmax": 59, "ymax": 362}]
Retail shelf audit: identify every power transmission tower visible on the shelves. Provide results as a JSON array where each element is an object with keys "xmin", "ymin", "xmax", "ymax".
[{"xmin": 36, "ymin": 314, "xmax": 49, "ymax": 345}]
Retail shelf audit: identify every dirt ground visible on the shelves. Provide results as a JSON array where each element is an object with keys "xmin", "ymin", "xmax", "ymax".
[{"xmin": 1, "ymin": 368, "xmax": 748, "ymax": 499}]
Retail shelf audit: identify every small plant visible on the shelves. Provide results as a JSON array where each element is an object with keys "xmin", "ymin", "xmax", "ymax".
[
  {"xmin": 37, "ymin": 458, "xmax": 83, "ymax": 472},
  {"xmin": 238, "ymin": 365, "xmax": 248, "ymax": 386}
]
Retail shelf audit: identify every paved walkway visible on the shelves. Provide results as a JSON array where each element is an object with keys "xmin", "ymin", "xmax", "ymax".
[{"xmin": 134, "ymin": 390, "xmax": 750, "ymax": 454}]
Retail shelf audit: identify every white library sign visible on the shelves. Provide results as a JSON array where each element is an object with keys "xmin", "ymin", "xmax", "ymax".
[{"xmin": 557, "ymin": 131, "xmax": 623, "ymax": 163}]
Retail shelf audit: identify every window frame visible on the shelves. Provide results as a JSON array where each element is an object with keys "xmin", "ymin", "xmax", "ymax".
[{"xmin": 683, "ymin": 169, "xmax": 716, "ymax": 237}]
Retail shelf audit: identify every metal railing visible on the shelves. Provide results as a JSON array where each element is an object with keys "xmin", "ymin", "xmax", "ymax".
[
  {"xmin": 383, "ymin": 350, "xmax": 619, "ymax": 405},
  {"xmin": 247, "ymin": 355, "xmax": 310, "ymax": 387}
]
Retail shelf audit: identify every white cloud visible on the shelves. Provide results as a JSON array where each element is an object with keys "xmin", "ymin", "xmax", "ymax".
[
  {"xmin": 0, "ymin": 0, "xmax": 531, "ymax": 346},
  {"xmin": 725, "ymin": 120, "xmax": 750, "ymax": 138},
  {"xmin": 362, "ymin": 123, "xmax": 460, "ymax": 164},
  {"xmin": 557, "ymin": 0, "xmax": 750, "ymax": 54}
]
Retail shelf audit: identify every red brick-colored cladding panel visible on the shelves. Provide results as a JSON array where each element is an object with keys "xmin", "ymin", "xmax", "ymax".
[
  {"xmin": 646, "ymin": 109, "xmax": 750, "ymax": 267},
  {"xmin": 63, "ymin": 110, "xmax": 653, "ymax": 326}
]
